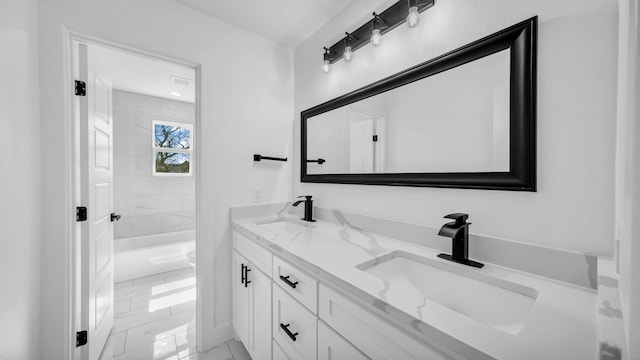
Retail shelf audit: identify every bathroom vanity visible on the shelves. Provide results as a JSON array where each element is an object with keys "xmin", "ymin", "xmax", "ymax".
[{"xmin": 230, "ymin": 203, "xmax": 602, "ymax": 360}]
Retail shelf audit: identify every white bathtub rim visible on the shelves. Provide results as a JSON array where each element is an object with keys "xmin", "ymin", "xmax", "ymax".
[{"xmin": 115, "ymin": 229, "xmax": 195, "ymax": 252}]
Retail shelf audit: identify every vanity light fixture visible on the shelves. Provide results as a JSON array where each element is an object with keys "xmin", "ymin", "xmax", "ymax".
[{"xmin": 321, "ymin": 0, "xmax": 434, "ymax": 66}]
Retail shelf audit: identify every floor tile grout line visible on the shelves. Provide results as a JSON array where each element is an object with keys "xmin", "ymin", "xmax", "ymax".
[
  {"xmin": 122, "ymin": 329, "xmax": 128, "ymax": 356},
  {"xmin": 225, "ymin": 341, "xmax": 235, "ymax": 360},
  {"xmin": 112, "ymin": 308, "xmax": 191, "ymax": 335}
]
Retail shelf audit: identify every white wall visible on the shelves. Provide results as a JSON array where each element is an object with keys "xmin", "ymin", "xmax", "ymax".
[
  {"xmin": 384, "ymin": 50, "xmax": 510, "ymax": 173},
  {"xmin": 307, "ymin": 96, "xmax": 388, "ymax": 174},
  {"xmin": 294, "ymin": 0, "xmax": 618, "ymax": 255},
  {"xmin": 0, "ymin": 0, "xmax": 41, "ymax": 359},
  {"xmin": 616, "ymin": 0, "xmax": 640, "ymax": 357},
  {"xmin": 113, "ymin": 90, "xmax": 196, "ymax": 239},
  {"xmin": 38, "ymin": 0, "xmax": 293, "ymax": 357},
  {"xmin": 307, "ymin": 108, "xmax": 351, "ymax": 174}
]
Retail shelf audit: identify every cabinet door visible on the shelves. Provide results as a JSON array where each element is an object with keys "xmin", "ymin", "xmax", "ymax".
[
  {"xmin": 318, "ymin": 320, "xmax": 369, "ymax": 360},
  {"xmin": 232, "ymin": 251, "xmax": 249, "ymax": 345},
  {"xmin": 247, "ymin": 264, "xmax": 272, "ymax": 360}
]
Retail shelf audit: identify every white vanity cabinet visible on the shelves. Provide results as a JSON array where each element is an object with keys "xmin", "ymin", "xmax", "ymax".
[
  {"xmin": 233, "ymin": 230, "xmax": 460, "ymax": 360},
  {"xmin": 232, "ymin": 233, "xmax": 273, "ymax": 360}
]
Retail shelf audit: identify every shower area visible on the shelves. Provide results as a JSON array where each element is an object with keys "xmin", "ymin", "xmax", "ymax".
[{"xmin": 112, "ymin": 87, "xmax": 196, "ymax": 282}]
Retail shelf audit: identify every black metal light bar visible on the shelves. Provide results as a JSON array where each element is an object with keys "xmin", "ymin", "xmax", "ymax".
[
  {"xmin": 326, "ymin": 0, "xmax": 435, "ymax": 64},
  {"xmin": 254, "ymin": 154, "xmax": 288, "ymax": 162}
]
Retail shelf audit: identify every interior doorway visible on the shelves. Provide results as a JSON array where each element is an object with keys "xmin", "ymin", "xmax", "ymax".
[
  {"xmin": 347, "ymin": 107, "xmax": 385, "ymax": 173},
  {"xmin": 69, "ymin": 36, "xmax": 200, "ymax": 360}
]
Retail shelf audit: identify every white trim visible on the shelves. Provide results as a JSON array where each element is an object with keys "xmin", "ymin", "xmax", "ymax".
[
  {"xmin": 193, "ymin": 62, "xmax": 206, "ymax": 353},
  {"xmin": 64, "ymin": 29, "xmax": 203, "ymax": 359},
  {"xmin": 62, "ymin": 26, "xmax": 77, "ymax": 360},
  {"xmin": 151, "ymin": 120, "xmax": 194, "ymax": 176}
]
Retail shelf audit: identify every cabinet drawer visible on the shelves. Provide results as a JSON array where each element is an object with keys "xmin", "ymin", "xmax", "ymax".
[
  {"xmin": 318, "ymin": 320, "xmax": 368, "ymax": 360},
  {"xmin": 318, "ymin": 284, "xmax": 457, "ymax": 360},
  {"xmin": 273, "ymin": 256, "xmax": 318, "ymax": 314},
  {"xmin": 272, "ymin": 340, "xmax": 291, "ymax": 360},
  {"xmin": 273, "ymin": 284, "xmax": 317, "ymax": 360},
  {"xmin": 234, "ymin": 231, "xmax": 272, "ymax": 275}
]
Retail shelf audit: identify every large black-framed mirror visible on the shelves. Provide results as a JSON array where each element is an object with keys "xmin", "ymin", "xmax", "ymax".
[{"xmin": 301, "ymin": 17, "xmax": 537, "ymax": 191}]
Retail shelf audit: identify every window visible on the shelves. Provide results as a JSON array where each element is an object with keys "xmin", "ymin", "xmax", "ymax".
[{"xmin": 152, "ymin": 120, "xmax": 193, "ymax": 176}]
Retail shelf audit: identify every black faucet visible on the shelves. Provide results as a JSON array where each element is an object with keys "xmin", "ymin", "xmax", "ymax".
[
  {"xmin": 292, "ymin": 195, "xmax": 316, "ymax": 222},
  {"xmin": 437, "ymin": 213, "xmax": 484, "ymax": 268}
]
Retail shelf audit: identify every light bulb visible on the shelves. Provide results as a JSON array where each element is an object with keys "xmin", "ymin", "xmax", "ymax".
[
  {"xmin": 371, "ymin": 29, "xmax": 382, "ymax": 47},
  {"xmin": 344, "ymin": 46, "xmax": 353, "ymax": 61},
  {"xmin": 322, "ymin": 47, "xmax": 331, "ymax": 73},
  {"xmin": 407, "ymin": 6, "xmax": 419, "ymax": 28},
  {"xmin": 323, "ymin": 59, "xmax": 330, "ymax": 73}
]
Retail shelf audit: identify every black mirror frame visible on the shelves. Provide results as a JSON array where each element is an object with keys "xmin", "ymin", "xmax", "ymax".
[{"xmin": 301, "ymin": 17, "xmax": 537, "ymax": 191}]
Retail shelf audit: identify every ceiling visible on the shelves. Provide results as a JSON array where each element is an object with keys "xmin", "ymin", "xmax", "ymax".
[
  {"xmin": 173, "ymin": 0, "xmax": 359, "ymax": 48},
  {"xmin": 92, "ymin": 45, "xmax": 196, "ymax": 103}
]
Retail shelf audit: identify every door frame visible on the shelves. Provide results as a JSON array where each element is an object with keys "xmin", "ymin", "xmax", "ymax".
[{"xmin": 63, "ymin": 29, "xmax": 203, "ymax": 360}]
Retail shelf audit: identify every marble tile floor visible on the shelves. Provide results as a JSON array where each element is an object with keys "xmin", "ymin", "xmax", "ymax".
[{"xmin": 99, "ymin": 268, "xmax": 250, "ymax": 360}]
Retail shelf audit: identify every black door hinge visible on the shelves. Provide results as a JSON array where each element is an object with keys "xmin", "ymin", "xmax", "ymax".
[
  {"xmin": 76, "ymin": 207, "xmax": 87, "ymax": 222},
  {"xmin": 373, "ymin": 135, "xmax": 378, "ymax": 142},
  {"xmin": 76, "ymin": 330, "xmax": 88, "ymax": 347},
  {"xmin": 75, "ymin": 80, "xmax": 86, "ymax": 96}
]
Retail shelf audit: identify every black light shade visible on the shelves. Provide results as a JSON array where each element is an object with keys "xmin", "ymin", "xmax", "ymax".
[{"xmin": 323, "ymin": 47, "xmax": 330, "ymax": 62}]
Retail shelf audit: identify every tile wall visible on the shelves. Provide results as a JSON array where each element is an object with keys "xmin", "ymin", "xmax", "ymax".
[{"xmin": 113, "ymin": 90, "xmax": 196, "ymax": 239}]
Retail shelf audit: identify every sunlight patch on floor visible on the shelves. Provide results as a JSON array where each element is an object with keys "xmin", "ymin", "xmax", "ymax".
[
  {"xmin": 152, "ymin": 276, "xmax": 196, "ymax": 296},
  {"xmin": 148, "ymin": 287, "xmax": 196, "ymax": 312}
]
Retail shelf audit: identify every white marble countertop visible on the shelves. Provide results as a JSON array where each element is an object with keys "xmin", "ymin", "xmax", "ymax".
[{"xmin": 232, "ymin": 214, "xmax": 597, "ymax": 360}]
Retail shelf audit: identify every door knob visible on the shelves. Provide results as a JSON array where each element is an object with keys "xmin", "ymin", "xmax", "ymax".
[{"xmin": 110, "ymin": 213, "xmax": 121, "ymax": 222}]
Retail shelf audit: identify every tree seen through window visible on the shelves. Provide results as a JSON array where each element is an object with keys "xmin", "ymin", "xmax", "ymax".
[{"xmin": 153, "ymin": 121, "xmax": 193, "ymax": 175}]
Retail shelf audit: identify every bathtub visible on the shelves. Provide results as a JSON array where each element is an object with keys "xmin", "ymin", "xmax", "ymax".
[{"xmin": 114, "ymin": 230, "xmax": 195, "ymax": 282}]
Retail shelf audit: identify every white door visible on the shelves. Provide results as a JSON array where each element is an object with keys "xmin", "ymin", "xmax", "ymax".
[
  {"xmin": 233, "ymin": 251, "xmax": 250, "ymax": 345},
  {"xmin": 248, "ymin": 266, "xmax": 271, "ymax": 360},
  {"xmin": 78, "ymin": 43, "xmax": 115, "ymax": 360},
  {"xmin": 349, "ymin": 118, "xmax": 375, "ymax": 173}
]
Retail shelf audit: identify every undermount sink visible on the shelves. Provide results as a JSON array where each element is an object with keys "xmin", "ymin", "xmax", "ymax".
[
  {"xmin": 357, "ymin": 251, "xmax": 538, "ymax": 334},
  {"xmin": 255, "ymin": 218, "xmax": 311, "ymax": 233}
]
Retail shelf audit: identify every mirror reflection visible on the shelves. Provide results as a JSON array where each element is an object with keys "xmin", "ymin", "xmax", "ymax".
[{"xmin": 307, "ymin": 49, "xmax": 511, "ymax": 175}]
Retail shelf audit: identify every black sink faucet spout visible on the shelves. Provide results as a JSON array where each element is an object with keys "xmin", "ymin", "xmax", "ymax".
[
  {"xmin": 292, "ymin": 195, "xmax": 316, "ymax": 222},
  {"xmin": 437, "ymin": 213, "xmax": 484, "ymax": 268}
]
